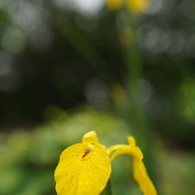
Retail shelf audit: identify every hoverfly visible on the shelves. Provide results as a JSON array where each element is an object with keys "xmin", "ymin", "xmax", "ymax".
[{"xmin": 82, "ymin": 150, "xmax": 90, "ymax": 158}]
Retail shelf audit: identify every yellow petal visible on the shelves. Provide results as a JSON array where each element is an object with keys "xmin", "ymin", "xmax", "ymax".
[
  {"xmin": 106, "ymin": 144, "xmax": 126, "ymax": 156},
  {"xmin": 108, "ymin": 136, "xmax": 157, "ymax": 195},
  {"xmin": 82, "ymin": 130, "xmax": 98, "ymax": 144},
  {"xmin": 54, "ymin": 131, "xmax": 111, "ymax": 195},
  {"xmin": 106, "ymin": 0, "xmax": 123, "ymax": 10},
  {"xmin": 107, "ymin": 136, "xmax": 135, "ymax": 160},
  {"xmin": 126, "ymin": 0, "xmax": 150, "ymax": 15},
  {"xmin": 133, "ymin": 149, "xmax": 157, "ymax": 195},
  {"xmin": 127, "ymin": 136, "xmax": 136, "ymax": 146}
]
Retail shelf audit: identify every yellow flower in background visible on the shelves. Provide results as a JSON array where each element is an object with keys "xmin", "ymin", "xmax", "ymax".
[
  {"xmin": 54, "ymin": 131, "xmax": 157, "ymax": 195},
  {"xmin": 126, "ymin": 0, "xmax": 150, "ymax": 14},
  {"xmin": 106, "ymin": 0, "xmax": 123, "ymax": 10},
  {"xmin": 106, "ymin": 0, "xmax": 150, "ymax": 15}
]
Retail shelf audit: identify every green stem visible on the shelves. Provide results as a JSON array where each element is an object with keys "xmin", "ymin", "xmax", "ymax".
[
  {"xmin": 119, "ymin": 9, "xmax": 156, "ymax": 183},
  {"xmin": 182, "ymin": 82, "xmax": 195, "ymax": 118},
  {"xmin": 100, "ymin": 178, "xmax": 112, "ymax": 195}
]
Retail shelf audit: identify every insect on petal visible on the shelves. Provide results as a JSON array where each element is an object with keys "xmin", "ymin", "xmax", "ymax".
[{"xmin": 54, "ymin": 131, "xmax": 111, "ymax": 195}]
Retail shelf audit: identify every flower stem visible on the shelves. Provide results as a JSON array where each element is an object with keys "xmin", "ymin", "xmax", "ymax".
[
  {"xmin": 119, "ymin": 9, "xmax": 156, "ymax": 183},
  {"xmin": 100, "ymin": 178, "xmax": 112, "ymax": 195}
]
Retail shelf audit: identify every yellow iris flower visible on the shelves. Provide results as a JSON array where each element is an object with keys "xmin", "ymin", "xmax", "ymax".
[
  {"xmin": 54, "ymin": 131, "xmax": 157, "ymax": 195},
  {"xmin": 106, "ymin": 0, "xmax": 150, "ymax": 15}
]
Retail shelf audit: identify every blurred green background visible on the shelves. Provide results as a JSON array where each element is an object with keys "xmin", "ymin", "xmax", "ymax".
[{"xmin": 0, "ymin": 0, "xmax": 195, "ymax": 195}]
